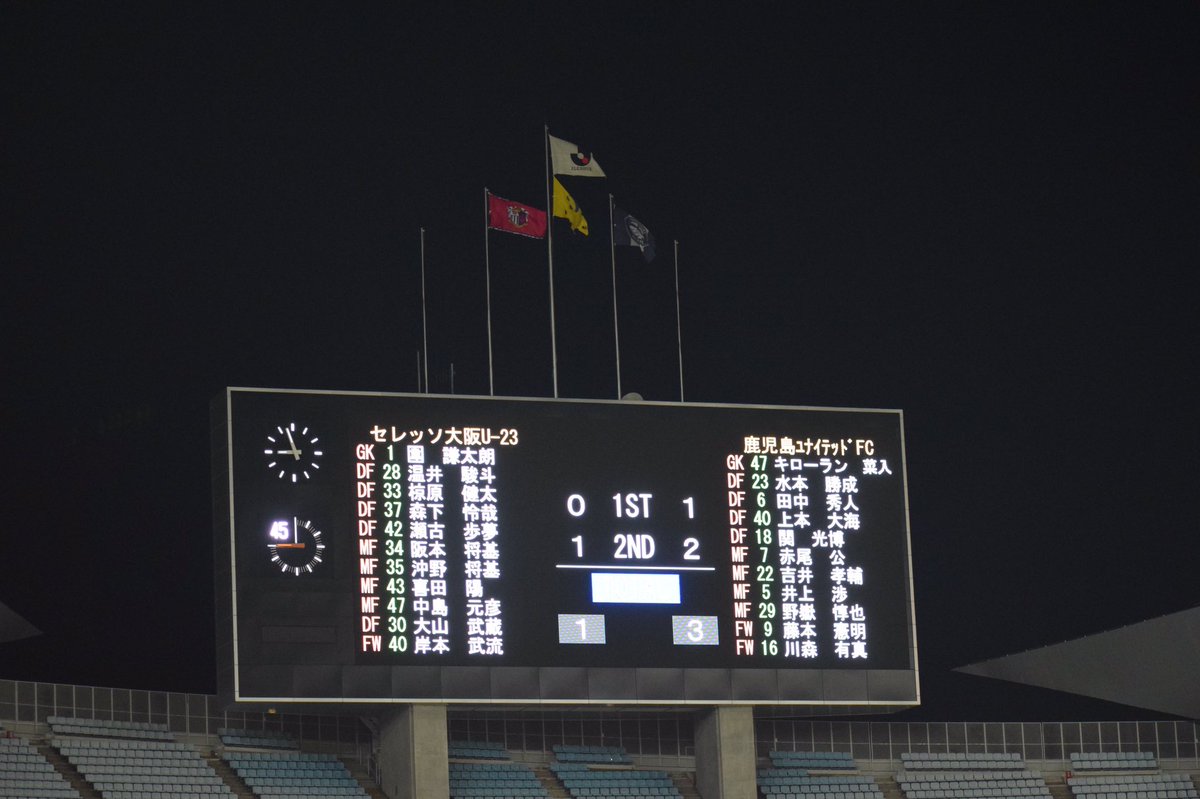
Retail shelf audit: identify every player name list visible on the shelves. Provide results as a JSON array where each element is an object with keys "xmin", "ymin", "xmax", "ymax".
[
  {"xmin": 726, "ymin": 435, "xmax": 895, "ymax": 661},
  {"xmin": 354, "ymin": 424, "xmax": 519, "ymax": 658}
]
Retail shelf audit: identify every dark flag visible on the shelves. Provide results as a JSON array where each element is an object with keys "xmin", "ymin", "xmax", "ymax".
[{"xmin": 612, "ymin": 206, "xmax": 656, "ymax": 262}]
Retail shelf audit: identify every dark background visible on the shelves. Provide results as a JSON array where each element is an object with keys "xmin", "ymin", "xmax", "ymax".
[{"xmin": 2, "ymin": 5, "xmax": 1196, "ymax": 720}]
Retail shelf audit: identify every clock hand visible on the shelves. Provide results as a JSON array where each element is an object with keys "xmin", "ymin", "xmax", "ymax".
[{"xmin": 284, "ymin": 428, "xmax": 301, "ymax": 460}]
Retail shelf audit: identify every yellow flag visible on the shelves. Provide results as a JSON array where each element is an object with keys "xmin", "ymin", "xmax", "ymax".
[{"xmin": 552, "ymin": 178, "xmax": 589, "ymax": 236}]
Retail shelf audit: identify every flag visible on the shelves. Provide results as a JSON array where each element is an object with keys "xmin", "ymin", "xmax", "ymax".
[
  {"xmin": 612, "ymin": 206, "xmax": 656, "ymax": 262},
  {"xmin": 552, "ymin": 178, "xmax": 589, "ymax": 235},
  {"xmin": 487, "ymin": 192, "xmax": 547, "ymax": 239},
  {"xmin": 549, "ymin": 134, "xmax": 606, "ymax": 178}
]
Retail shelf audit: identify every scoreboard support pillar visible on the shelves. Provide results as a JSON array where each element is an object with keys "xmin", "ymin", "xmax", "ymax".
[
  {"xmin": 378, "ymin": 704, "xmax": 450, "ymax": 799},
  {"xmin": 694, "ymin": 705, "xmax": 757, "ymax": 799}
]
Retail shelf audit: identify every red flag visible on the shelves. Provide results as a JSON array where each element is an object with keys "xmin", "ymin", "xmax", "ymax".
[{"xmin": 487, "ymin": 193, "xmax": 547, "ymax": 239}]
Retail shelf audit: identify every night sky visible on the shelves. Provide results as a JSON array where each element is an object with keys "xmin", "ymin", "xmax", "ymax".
[{"xmin": 3, "ymin": 5, "xmax": 1197, "ymax": 721}]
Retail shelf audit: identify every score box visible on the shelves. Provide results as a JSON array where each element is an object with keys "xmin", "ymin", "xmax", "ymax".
[
  {"xmin": 558, "ymin": 614, "xmax": 606, "ymax": 644},
  {"xmin": 672, "ymin": 615, "xmax": 719, "ymax": 646}
]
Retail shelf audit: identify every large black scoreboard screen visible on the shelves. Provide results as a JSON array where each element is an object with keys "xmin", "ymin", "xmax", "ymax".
[{"xmin": 214, "ymin": 388, "xmax": 918, "ymax": 705}]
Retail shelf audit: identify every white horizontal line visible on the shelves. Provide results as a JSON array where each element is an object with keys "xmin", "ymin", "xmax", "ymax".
[{"xmin": 556, "ymin": 564, "xmax": 716, "ymax": 572}]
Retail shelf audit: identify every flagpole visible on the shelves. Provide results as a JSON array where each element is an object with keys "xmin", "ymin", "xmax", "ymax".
[
  {"xmin": 420, "ymin": 226, "xmax": 429, "ymax": 394},
  {"xmin": 544, "ymin": 124, "xmax": 559, "ymax": 398},
  {"xmin": 609, "ymin": 194, "xmax": 622, "ymax": 399},
  {"xmin": 484, "ymin": 188, "xmax": 495, "ymax": 396},
  {"xmin": 674, "ymin": 239, "xmax": 684, "ymax": 403}
]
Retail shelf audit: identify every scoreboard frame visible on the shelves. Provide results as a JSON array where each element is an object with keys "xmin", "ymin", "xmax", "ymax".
[{"xmin": 213, "ymin": 387, "xmax": 919, "ymax": 707}]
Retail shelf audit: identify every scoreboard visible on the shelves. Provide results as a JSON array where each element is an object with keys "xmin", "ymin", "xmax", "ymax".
[{"xmin": 213, "ymin": 388, "xmax": 918, "ymax": 706}]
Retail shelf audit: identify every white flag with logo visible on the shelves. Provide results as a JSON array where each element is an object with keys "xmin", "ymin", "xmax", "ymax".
[{"xmin": 549, "ymin": 133, "xmax": 606, "ymax": 177}]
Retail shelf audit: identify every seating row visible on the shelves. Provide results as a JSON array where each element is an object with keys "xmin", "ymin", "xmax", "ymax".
[
  {"xmin": 63, "ymin": 748, "xmax": 206, "ymax": 763},
  {"xmin": 228, "ymin": 755, "xmax": 347, "ymax": 768},
  {"xmin": 91, "ymin": 784, "xmax": 227, "ymax": 795},
  {"xmin": 902, "ymin": 772, "xmax": 1051, "ymax": 787},
  {"xmin": 565, "ymin": 789, "xmax": 678, "ymax": 798},
  {"xmin": 760, "ymin": 782, "xmax": 881, "ymax": 794},
  {"xmin": 900, "ymin": 772, "xmax": 1041, "ymax": 783},
  {"xmin": 451, "ymin": 763, "xmax": 538, "ymax": 773},
  {"xmin": 219, "ymin": 728, "xmax": 299, "ymax": 751},
  {"xmin": 556, "ymin": 752, "xmax": 637, "ymax": 764},
  {"xmin": 243, "ymin": 777, "xmax": 362, "ymax": 789},
  {"xmin": 761, "ymin": 776, "xmax": 877, "ymax": 786},
  {"xmin": 450, "ymin": 746, "xmax": 512, "ymax": 760},
  {"xmin": 561, "ymin": 777, "xmax": 677, "ymax": 788},
  {"xmin": 221, "ymin": 734, "xmax": 299, "ymax": 750},
  {"xmin": 449, "ymin": 740, "xmax": 510, "ymax": 760},
  {"xmin": 224, "ymin": 751, "xmax": 342, "ymax": 762},
  {"xmin": 1070, "ymin": 753, "xmax": 1159, "ymax": 772},
  {"xmin": 761, "ymin": 793, "xmax": 880, "ymax": 799},
  {"xmin": 451, "ymin": 767, "xmax": 542, "ymax": 777},
  {"xmin": 74, "ymin": 767, "xmax": 220, "ymax": 777},
  {"xmin": 901, "ymin": 753, "xmax": 1024, "ymax": 772},
  {"xmin": 1070, "ymin": 792, "xmax": 1196, "ymax": 799},
  {"xmin": 57, "ymin": 738, "xmax": 187, "ymax": 752},
  {"xmin": 250, "ymin": 788, "xmax": 364, "ymax": 796},
  {"xmin": 1071, "ymin": 777, "xmax": 1194, "ymax": 788},
  {"xmin": 770, "ymin": 752, "xmax": 858, "ymax": 770},
  {"xmin": 47, "ymin": 716, "xmax": 173, "ymax": 742},
  {"xmin": 1069, "ymin": 774, "xmax": 1198, "ymax": 799},
  {"xmin": 62, "ymin": 750, "xmax": 201, "ymax": 761},
  {"xmin": 1, "ymin": 775, "xmax": 72, "ymax": 784},
  {"xmin": 901, "ymin": 788, "xmax": 1050, "ymax": 799},
  {"xmin": 234, "ymin": 763, "xmax": 350, "ymax": 772},
  {"xmin": 552, "ymin": 746, "xmax": 635, "ymax": 765},
  {"xmin": 102, "ymin": 794, "xmax": 216, "ymax": 799},
  {"xmin": 219, "ymin": 727, "xmax": 297, "ymax": 740}
]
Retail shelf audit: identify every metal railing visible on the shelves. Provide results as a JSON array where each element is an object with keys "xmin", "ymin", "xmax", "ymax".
[{"xmin": 4, "ymin": 678, "xmax": 1196, "ymax": 765}]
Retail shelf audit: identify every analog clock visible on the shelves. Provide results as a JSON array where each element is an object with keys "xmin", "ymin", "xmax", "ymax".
[
  {"xmin": 267, "ymin": 517, "xmax": 326, "ymax": 576},
  {"xmin": 264, "ymin": 423, "xmax": 322, "ymax": 482}
]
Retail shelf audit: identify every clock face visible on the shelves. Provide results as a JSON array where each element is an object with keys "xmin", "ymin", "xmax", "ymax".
[
  {"xmin": 267, "ymin": 517, "xmax": 326, "ymax": 576},
  {"xmin": 264, "ymin": 423, "xmax": 322, "ymax": 482}
]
